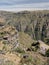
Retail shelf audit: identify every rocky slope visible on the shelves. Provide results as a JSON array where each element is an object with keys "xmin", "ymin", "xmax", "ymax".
[
  {"xmin": 0, "ymin": 24, "xmax": 21, "ymax": 65},
  {"xmin": 0, "ymin": 10, "xmax": 49, "ymax": 43},
  {"xmin": 0, "ymin": 10, "xmax": 49, "ymax": 65}
]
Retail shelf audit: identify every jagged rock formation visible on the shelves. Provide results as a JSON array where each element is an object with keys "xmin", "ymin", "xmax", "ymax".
[
  {"xmin": 31, "ymin": 40, "xmax": 49, "ymax": 55},
  {"xmin": 0, "ymin": 23, "xmax": 21, "ymax": 65},
  {"xmin": 0, "ymin": 10, "xmax": 49, "ymax": 65},
  {"xmin": 0, "ymin": 10, "xmax": 49, "ymax": 43},
  {"xmin": 0, "ymin": 25, "xmax": 19, "ymax": 52}
]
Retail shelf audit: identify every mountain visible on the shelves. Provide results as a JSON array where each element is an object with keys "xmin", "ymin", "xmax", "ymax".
[
  {"xmin": 0, "ymin": 10, "xmax": 49, "ymax": 65},
  {"xmin": 0, "ymin": 10, "xmax": 49, "ymax": 43}
]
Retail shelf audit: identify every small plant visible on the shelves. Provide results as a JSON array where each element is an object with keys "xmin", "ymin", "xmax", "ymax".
[
  {"xmin": 27, "ymin": 56, "xmax": 32, "ymax": 62},
  {"xmin": 44, "ymin": 38, "xmax": 49, "ymax": 45},
  {"xmin": 14, "ymin": 47, "xmax": 25, "ymax": 54},
  {"xmin": 46, "ymin": 49, "xmax": 49, "ymax": 57},
  {"xmin": 3, "ymin": 41, "xmax": 8, "ymax": 44},
  {"xmin": 2, "ymin": 45, "xmax": 7, "ymax": 51},
  {"xmin": 3, "ymin": 61, "xmax": 15, "ymax": 65}
]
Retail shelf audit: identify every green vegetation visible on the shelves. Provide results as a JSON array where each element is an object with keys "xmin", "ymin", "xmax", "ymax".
[
  {"xmin": 44, "ymin": 38, "xmax": 49, "ymax": 45},
  {"xmin": 0, "ymin": 10, "xmax": 49, "ymax": 43},
  {"xmin": 0, "ymin": 61, "xmax": 15, "ymax": 65},
  {"xmin": 19, "ymin": 32, "xmax": 33, "ymax": 48},
  {"xmin": 14, "ymin": 47, "xmax": 25, "ymax": 54},
  {"xmin": 0, "ymin": 10, "xmax": 49, "ymax": 65},
  {"xmin": 46, "ymin": 49, "xmax": 49, "ymax": 57}
]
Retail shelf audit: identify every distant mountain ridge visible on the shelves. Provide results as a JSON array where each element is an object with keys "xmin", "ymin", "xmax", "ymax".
[{"xmin": 0, "ymin": 10, "xmax": 49, "ymax": 43}]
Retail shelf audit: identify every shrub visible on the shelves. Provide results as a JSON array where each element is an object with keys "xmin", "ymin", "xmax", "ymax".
[
  {"xmin": 46, "ymin": 49, "xmax": 49, "ymax": 57},
  {"xmin": 14, "ymin": 47, "xmax": 25, "ymax": 54},
  {"xmin": 3, "ymin": 41, "xmax": 8, "ymax": 44},
  {"xmin": 44, "ymin": 38, "xmax": 49, "ymax": 45},
  {"xmin": 4, "ymin": 61, "xmax": 15, "ymax": 65},
  {"xmin": 27, "ymin": 56, "xmax": 32, "ymax": 62}
]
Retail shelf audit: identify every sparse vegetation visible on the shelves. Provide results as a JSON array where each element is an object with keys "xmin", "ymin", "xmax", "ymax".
[
  {"xmin": 2, "ymin": 61, "xmax": 15, "ymax": 65},
  {"xmin": 46, "ymin": 49, "xmax": 49, "ymax": 57},
  {"xmin": 14, "ymin": 47, "xmax": 25, "ymax": 54},
  {"xmin": 0, "ymin": 10, "xmax": 49, "ymax": 65}
]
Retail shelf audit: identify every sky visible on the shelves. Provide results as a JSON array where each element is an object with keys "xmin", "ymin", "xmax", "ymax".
[{"xmin": 0, "ymin": 0, "xmax": 49, "ymax": 12}]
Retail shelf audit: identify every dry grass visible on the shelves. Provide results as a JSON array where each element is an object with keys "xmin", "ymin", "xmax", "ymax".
[
  {"xmin": 0, "ymin": 53, "xmax": 21, "ymax": 65},
  {"xmin": 19, "ymin": 32, "xmax": 33, "ymax": 48}
]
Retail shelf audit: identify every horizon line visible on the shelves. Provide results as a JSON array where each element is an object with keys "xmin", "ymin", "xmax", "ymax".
[{"xmin": 0, "ymin": 8, "xmax": 49, "ymax": 13}]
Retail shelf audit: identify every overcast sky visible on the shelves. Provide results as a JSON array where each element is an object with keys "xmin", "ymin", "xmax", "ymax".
[{"xmin": 0, "ymin": 0, "xmax": 49, "ymax": 12}]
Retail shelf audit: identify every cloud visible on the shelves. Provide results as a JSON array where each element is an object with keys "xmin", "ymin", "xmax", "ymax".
[
  {"xmin": 0, "ymin": 2, "xmax": 49, "ymax": 8},
  {"xmin": 0, "ymin": 0, "xmax": 32, "ymax": 5},
  {"xmin": 0, "ymin": 0, "xmax": 49, "ymax": 6},
  {"xmin": 0, "ymin": 1, "xmax": 49, "ymax": 12}
]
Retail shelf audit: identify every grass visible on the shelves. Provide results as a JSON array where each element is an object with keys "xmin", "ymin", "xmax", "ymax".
[
  {"xmin": 3, "ymin": 61, "xmax": 15, "ymax": 65},
  {"xmin": 19, "ymin": 32, "xmax": 33, "ymax": 48},
  {"xmin": 14, "ymin": 47, "xmax": 25, "ymax": 54}
]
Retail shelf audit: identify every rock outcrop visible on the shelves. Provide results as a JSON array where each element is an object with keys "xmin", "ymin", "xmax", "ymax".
[
  {"xmin": 31, "ymin": 40, "xmax": 49, "ymax": 55},
  {"xmin": 0, "ymin": 25, "xmax": 19, "ymax": 52}
]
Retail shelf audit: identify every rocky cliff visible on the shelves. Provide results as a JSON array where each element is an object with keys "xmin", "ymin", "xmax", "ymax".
[
  {"xmin": 0, "ymin": 10, "xmax": 49, "ymax": 65},
  {"xmin": 0, "ymin": 10, "xmax": 49, "ymax": 43}
]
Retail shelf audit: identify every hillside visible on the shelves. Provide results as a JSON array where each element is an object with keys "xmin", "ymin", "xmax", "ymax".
[
  {"xmin": 0, "ymin": 10, "xmax": 49, "ymax": 65},
  {"xmin": 0, "ymin": 10, "xmax": 49, "ymax": 43}
]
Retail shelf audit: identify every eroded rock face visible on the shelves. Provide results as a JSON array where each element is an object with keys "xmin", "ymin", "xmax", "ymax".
[
  {"xmin": 38, "ymin": 40, "xmax": 49, "ymax": 55},
  {"xmin": 0, "ymin": 25, "xmax": 19, "ymax": 52},
  {"xmin": 31, "ymin": 40, "xmax": 49, "ymax": 55},
  {"xmin": 0, "ymin": 11, "xmax": 49, "ymax": 43}
]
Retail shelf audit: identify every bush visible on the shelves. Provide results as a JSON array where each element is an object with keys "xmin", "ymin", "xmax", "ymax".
[
  {"xmin": 3, "ymin": 41, "xmax": 8, "ymax": 44},
  {"xmin": 4, "ymin": 61, "xmax": 15, "ymax": 65},
  {"xmin": 46, "ymin": 49, "xmax": 49, "ymax": 57},
  {"xmin": 27, "ymin": 56, "xmax": 32, "ymax": 62},
  {"xmin": 44, "ymin": 38, "xmax": 49, "ymax": 45},
  {"xmin": 14, "ymin": 47, "xmax": 25, "ymax": 54}
]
